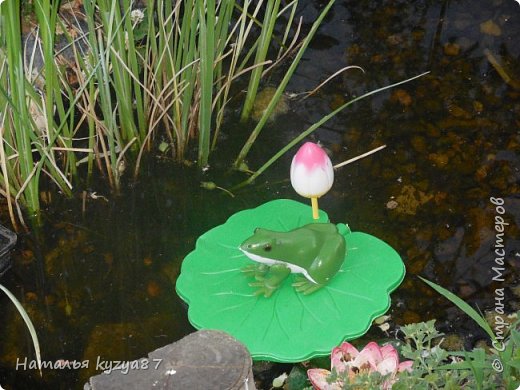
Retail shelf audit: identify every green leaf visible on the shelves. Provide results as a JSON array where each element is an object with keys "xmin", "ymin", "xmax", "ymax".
[
  {"xmin": 158, "ymin": 141, "xmax": 169, "ymax": 153},
  {"xmin": 463, "ymin": 349, "xmax": 485, "ymax": 389},
  {"xmin": 500, "ymin": 337, "xmax": 514, "ymax": 380},
  {"xmin": 419, "ymin": 277, "xmax": 496, "ymax": 341},
  {"xmin": 176, "ymin": 199, "xmax": 406, "ymax": 362},
  {"xmin": 511, "ymin": 329, "xmax": 520, "ymax": 347},
  {"xmin": 286, "ymin": 365, "xmax": 310, "ymax": 390},
  {"xmin": 200, "ymin": 181, "xmax": 217, "ymax": 190},
  {"xmin": 0, "ymin": 284, "xmax": 42, "ymax": 376}
]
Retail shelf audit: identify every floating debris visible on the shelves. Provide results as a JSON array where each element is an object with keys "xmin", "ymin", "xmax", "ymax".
[{"xmin": 386, "ymin": 199, "xmax": 399, "ymax": 210}]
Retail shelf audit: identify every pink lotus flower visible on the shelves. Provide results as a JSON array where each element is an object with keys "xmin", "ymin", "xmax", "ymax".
[
  {"xmin": 290, "ymin": 142, "xmax": 334, "ymax": 198},
  {"xmin": 307, "ymin": 341, "xmax": 413, "ymax": 390}
]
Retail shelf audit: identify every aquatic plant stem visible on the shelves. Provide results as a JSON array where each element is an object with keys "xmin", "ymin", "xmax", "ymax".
[
  {"xmin": 234, "ymin": 71, "xmax": 430, "ymax": 188},
  {"xmin": 311, "ymin": 197, "xmax": 319, "ymax": 220},
  {"xmin": 333, "ymin": 145, "xmax": 386, "ymax": 169},
  {"xmin": 303, "ymin": 66, "xmax": 365, "ymax": 100}
]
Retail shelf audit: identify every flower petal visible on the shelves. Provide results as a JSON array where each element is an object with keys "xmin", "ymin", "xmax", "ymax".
[
  {"xmin": 307, "ymin": 369, "xmax": 342, "ymax": 390},
  {"xmin": 376, "ymin": 354, "xmax": 398, "ymax": 376},
  {"xmin": 292, "ymin": 142, "xmax": 330, "ymax": 170},
  {"xmin": 330, "ymin": 348, "xmax": 346, "ymax": 372},
  {"xmin": 354, "ymin": 341, "xmax": 383, "ymax": 369},
  {"xmin": 398, "ymin": 360, "xmax": 414, "ymax": 372},
  {"xmin": 290, "ymin": 161, "xmax": 334, "ymax": 197},
  {"xmin": 339, "ymin": 342, "xmax": 360, "ymax": 360},
  {"xmin": 380, "ymin": 344, "xmax": 398, "ymax": 359},
  {"xmin": 331, "ymin": 342, "xmax": 359, "ymax": 372}
]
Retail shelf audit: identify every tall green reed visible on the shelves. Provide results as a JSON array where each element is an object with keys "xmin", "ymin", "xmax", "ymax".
[
  {"xmin": 33, "ymin": 0, "xmax": 76, "ymax": 177},
  {"xmin": 1, "ymin": 0, "xmax": 82, "ymax": 227},
  {"xmin": 78, "ymin": 0, "xmax": 150, "ymax": 189},
  {"xmin": 239, "ymin": 0, "xmax": 281, "ymax": 123},
  {"xmin": 134, "ymin": 0, "xmax": 301, "ymax": 168},
  {"xmin": 1, "ymin": 0, "xmax": 41, "ymax": 221},
  {"xmin": 1, "ymin": 0, "xmax": 386, "ymax": 226}
]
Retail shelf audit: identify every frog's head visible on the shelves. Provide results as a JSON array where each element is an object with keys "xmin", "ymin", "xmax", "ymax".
[{"xmin": 240, "ymin": 228, "xmax": 281, "ymax": 261}]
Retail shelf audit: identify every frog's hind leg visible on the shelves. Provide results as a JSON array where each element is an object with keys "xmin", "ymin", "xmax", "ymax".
[{"xmin": 292, "ymin": 275, "xmax": 323, "ymax": 295}]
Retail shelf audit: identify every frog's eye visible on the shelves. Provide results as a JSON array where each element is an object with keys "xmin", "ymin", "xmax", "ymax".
[{"xmin": 263, "ymin": 243, "xmax": 272, "ymax": 251}]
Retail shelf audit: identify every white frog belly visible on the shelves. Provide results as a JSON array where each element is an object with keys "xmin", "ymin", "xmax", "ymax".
[{"xmin": 240, "ymin": 249, "xmax": 318, "ymax": 284}]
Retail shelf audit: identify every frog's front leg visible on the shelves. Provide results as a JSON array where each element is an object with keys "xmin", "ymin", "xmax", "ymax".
[
  {"xmin": 248, "ymin": 264, "xmax": 291, "ymax": 298},
  {"xmin": 292, "ymin": 275, "xmax": 323, "ymax": 295},
  {"xmin": 241, "ymin": 263, "xmax": 269, "ymax": 279}
]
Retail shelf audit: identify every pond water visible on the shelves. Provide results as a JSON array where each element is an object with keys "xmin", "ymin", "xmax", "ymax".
[{"xmin": 1, "ymin": 0, "xmax": 519, "ymax": 388}]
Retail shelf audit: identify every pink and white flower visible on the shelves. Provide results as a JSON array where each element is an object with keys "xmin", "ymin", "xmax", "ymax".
[
  {"xmin": 290, "ymin": 142, "xmax": 334, "ymax": 198},
  {"xmin": 307, "ymin": 341, "xmax": 413, "ymax": 389}
]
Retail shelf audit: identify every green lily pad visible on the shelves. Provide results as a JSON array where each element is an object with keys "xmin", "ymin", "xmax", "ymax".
[{"xmin": 175, "ymin": 199, "xmax": 405, "ymax": 362}]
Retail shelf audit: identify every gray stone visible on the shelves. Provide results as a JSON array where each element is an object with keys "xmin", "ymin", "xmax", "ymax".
[{"xmin": 84, "ymin": 330, "xmax": 256, "ymax": 390}]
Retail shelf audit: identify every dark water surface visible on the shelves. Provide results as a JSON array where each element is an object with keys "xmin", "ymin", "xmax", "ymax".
[{"xmin": 1, "ymin": 0, "xmax": 519, "ymax": 388}]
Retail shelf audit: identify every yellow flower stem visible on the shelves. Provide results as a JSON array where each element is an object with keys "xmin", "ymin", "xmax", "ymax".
[{"xmin": 311, "ymin": 197, "xmax": 319, "ymax": 220}]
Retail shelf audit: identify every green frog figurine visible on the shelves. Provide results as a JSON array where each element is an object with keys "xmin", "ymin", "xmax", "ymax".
[{"xmin": 240, "ymin": 223, "xmax": 347, "ymax": 297}]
